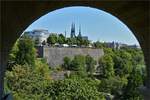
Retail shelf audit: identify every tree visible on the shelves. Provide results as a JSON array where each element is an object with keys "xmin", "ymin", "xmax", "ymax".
[
  {"xmin": 57, "ymin": 34, "xmax": 65, "ymax": 44},
  {"xmin": 93, "ymin": 41, "xmax": 107, "ymax": 48},
  {"xmin": 85, "ymin": 55, "xmax": 96, "ymax": 76},
  {"xmin": 122, "ymin": 67, "xmax": 144, "ymax": 100},
  {"xmin": 46, "ymin": 77, "xmax": 104, "ymax": 100},
  {"xmin": 83, "ymin": 39, "xmax": 90, "ymax": 46},
  {"xmin": 62, "ymin": 56, "xmax": 71, "ymax": 70},
  {"xmin": 76, "ymin": 37, "xmax": 90, "ymax": 47},
  {"xmin": 71, "ymin": 37, "xmax": 77, "ymax": 45},
  {"xmin": 98, "ymin": 76, "xmax": 128, "ymax": 99},
  {"xmin": 103, "ymin": 48, "xmax": 114, "ymax": 57},
  {"xmin": 98, "ymin": 54, "xmax": 114, "ymax": 78},
  {"xmin": 7, "ymin": 41, "xmax": 19, "ymax": 70},
  {"xmin": 15, "ymin": 35, "xmax": 36, "ymax": 66},
  {"xmin": 5, "ymin": 63, "xmax": 105, "ymax": 100},
  {"xmin": 47, "ymin": 33, "xmax": 57, "ymax": 45},
  {"xmin": 122, "ymin": 47, "xmax": 145, "ymax": 67},
  {"xmin": 70, "ymin": 55, "xmax": 85, "ymax": 71},
  {"xmin": 5, "ymin": 63, "xmax": 51, "ymax": 100},
  {"xmin": 70, "ymin": 55, "xmax": 87, "ymax": 77},
  {"xmin": 113, "ymin": 50, "xmax": 132, "ymax": 77},
  {"xmin": 76, "ymin": 37, "xmax": 82, "ymax": 46},
  {"xmin": 66, "ymin": 37, "xmax": 77, "ymax": 45}
]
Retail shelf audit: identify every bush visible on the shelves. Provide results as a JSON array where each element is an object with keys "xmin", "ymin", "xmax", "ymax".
[
  {"xmin": 98, "ymin": 54, "xmax": 114, "ymax": 78},
  {"xmin": 15, "ymin": 35, "xmax": 36, "ymax": 66},
  {"xmin": 122, "ymin": 67, "xmax": 144, "ymax": 100},
  {"xmin": 4, "ymin": 63, "xmax": 51, "ymax": 100},
  {"xmin": 5, "ymin": 63, "xmax": 105, "ymax": 100},
  {"xmin": 98, "ymin": 76, "xmax": 128, "ymax": 99},
  {"xmin": 46, "ymin": 77, "xmax": 104, "ymax": 100},
  {"xmin": 62, "ymin": 57, "xmax": 71, "ymax": 70},
  {"xmin": 85, "ymin": 55, "xmax": 96, "ymax": 76}
]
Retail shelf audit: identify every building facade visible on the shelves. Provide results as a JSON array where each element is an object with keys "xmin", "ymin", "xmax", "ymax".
[{"xmin": 25, "ymin": 29, "xmax": 50, "ymax": 45}]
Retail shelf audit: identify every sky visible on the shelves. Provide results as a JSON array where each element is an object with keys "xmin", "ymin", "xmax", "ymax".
[{"xmin": 25, "ymin": 6, "xmax": 139, "ymax": 45}]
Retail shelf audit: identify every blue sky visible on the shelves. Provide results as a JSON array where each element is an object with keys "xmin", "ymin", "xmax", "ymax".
[{"xmin": 25, "ymin": 6, "xmax": 139, "ymax": 45}]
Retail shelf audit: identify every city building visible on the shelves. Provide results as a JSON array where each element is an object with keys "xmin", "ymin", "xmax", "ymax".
[
  {"xmin": 105, "ymin": 41, "xmax": 122, "ymax": 49},
  {"xmin": 105, "ymin": 41, "xmax": 140, "ymax": 49},
  {"xmin": 127, "ymin": 44, "xmax": 141, "ymax": 49},
  {"xmin": 24, "ymin": 29, "xmax": 50, "ymax": 45}
]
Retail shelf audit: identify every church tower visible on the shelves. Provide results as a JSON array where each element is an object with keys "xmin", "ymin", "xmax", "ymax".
[
  {"xmin": 64, "ymin": 30, "xmax": 66, "ymax": 38},
  {"xmin": 70, "ymin": 22, "xmax": 76, "ymax": 38},
  {"xmin": 78, "ymin": 25, "xmax": 82, "ymax": 38}
]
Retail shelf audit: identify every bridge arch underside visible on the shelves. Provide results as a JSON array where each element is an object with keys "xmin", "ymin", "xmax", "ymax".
[{"xmin": 1, "ymin": 1, "xmax": 150, "ymax": 99}]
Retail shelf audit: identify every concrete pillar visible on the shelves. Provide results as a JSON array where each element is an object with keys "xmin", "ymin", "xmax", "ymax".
[
  {"xmin": 144, "ymin": 30, "xmax": 150, "ymax": 100},
  {"xmin": 139, "ymin": 31, "xmax": 150, "ymax": 100},
  {"xmin": 0, "ymin": 56, "xmax": 3, "ymax": 99},
  {"xmin": 144, "ymin": 39, "xmax": 150, "ymax": 100}
]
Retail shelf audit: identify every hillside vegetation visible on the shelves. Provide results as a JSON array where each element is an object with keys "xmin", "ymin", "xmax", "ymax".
[{"xmin": 4, "ymin": 35, "xmax": 145, "ymax": 100}]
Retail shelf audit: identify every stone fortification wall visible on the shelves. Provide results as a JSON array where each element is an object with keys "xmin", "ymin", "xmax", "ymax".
[{"xmin": 40, "ymin": 47, "xmax": 104, "ymax": 67}]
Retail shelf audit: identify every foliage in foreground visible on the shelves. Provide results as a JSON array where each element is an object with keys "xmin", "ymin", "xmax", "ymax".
[
  {"xmin": 7, "ymin": 35, "xmax": 36, "ymax": 70},
  {"xmin": 5, "ymin": 59, "xmax": 51, "ymax": 99},
  {"xmin": 5, "ymin": 64, "xmax": 105, "ymax": 100},
  {"xmin": 47, "ymin": 76, "xmax": 104, "ymax": 100},
  {"xmin": 122, "ymin": 67, "xmax": 144, "ymax": 100},
  {"xmin": 5, "ymin": 36, "xmax": 145, "ymax": 100}
]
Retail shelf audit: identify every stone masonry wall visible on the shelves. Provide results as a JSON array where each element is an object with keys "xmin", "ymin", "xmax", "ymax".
[{"xmin": 38, "ymin": 47, "xmax": 104, "ymax": 67}]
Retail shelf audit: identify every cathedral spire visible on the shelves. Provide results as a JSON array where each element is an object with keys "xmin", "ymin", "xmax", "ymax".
[
  {"xmin": 78, "ymin": 25, "xmax": 82, "ymax": 38},
  {"xmin": 64, "ymin": 30, "xmax": 66, "ymax": 38},
  {"xmin": 70, "ymin": 22, "xmax": 76, "ymax": 38}
]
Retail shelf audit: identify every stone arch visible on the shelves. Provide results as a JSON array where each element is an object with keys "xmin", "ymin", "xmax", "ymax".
[{"xmin": 1, "ymin": 1, "xmax": 149, "ymax": 99}]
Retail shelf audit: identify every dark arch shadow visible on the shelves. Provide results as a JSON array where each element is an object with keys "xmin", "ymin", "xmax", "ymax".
[{"xmin": 1, "ymin": 1, "xmax": 149, "ymax": 99}]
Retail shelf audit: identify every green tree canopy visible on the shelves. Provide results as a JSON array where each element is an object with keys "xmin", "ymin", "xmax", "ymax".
[
  {"xmin": 98, "ymin": 54, "xmax": 114, "ymax": 78},
  {"xmin": 93, "ymin": 41, "xmax": 107, "ymax": 48},
  {"xmin": 15, "ymin": 35, "xmax": 36, "ymax": 66},
  {"xmin": 82, "ymin": 39, "xmax": 90, "ymax": 46},
  {"xmin": 5, "ymin": 64, "xmax": 105, "ymax": 100},
  {"xmin": 122, "ymin": 67, "xmax": 144, "ymax": 100},
  {"xmin": 85, "ymin": 55, "xmax": 96, "ymax": 76},
  {"xmin": 113, "ymin": 50, "xmax": 132, "ymax": 77},
  {"xmin": 62, "ymin": 56, "xmax": 71, "ymax": 70},
  {"xmin": 5, "ymin": 62, "xmax": 51, "ymax": 100},
  {"xmin": 57, "ymin": 34, "xmax": 66, "ymax": 44},
  {"xmin": 46, "ymin": 77, "xmax": 104, "ymax": 100},
  {"xmin": 7, "ymin": 40, "xmax": 19, "ymax": 70},
  {"xmin": 70, "ymin": 55, "xmax": 87, "ymax": 77},
  {"xmin": 122, "ymin": 47, "xmax": 145, "ymax": 66},
  {"xmin": 70, "ymin": 55, "xmax": 86, "ymax": 71},
  {"xmin": 66, "ymin": 37, "xmax": 77, "ymax": 45},
  {"xmin": 47, "ymin": 33, "xmax": 58, "ymax": 45}
]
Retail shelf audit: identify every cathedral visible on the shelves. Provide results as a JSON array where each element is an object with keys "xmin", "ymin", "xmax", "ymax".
[{"xmin": 70, "ymin": 22, "xmax": 88, "ymax": 40}]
